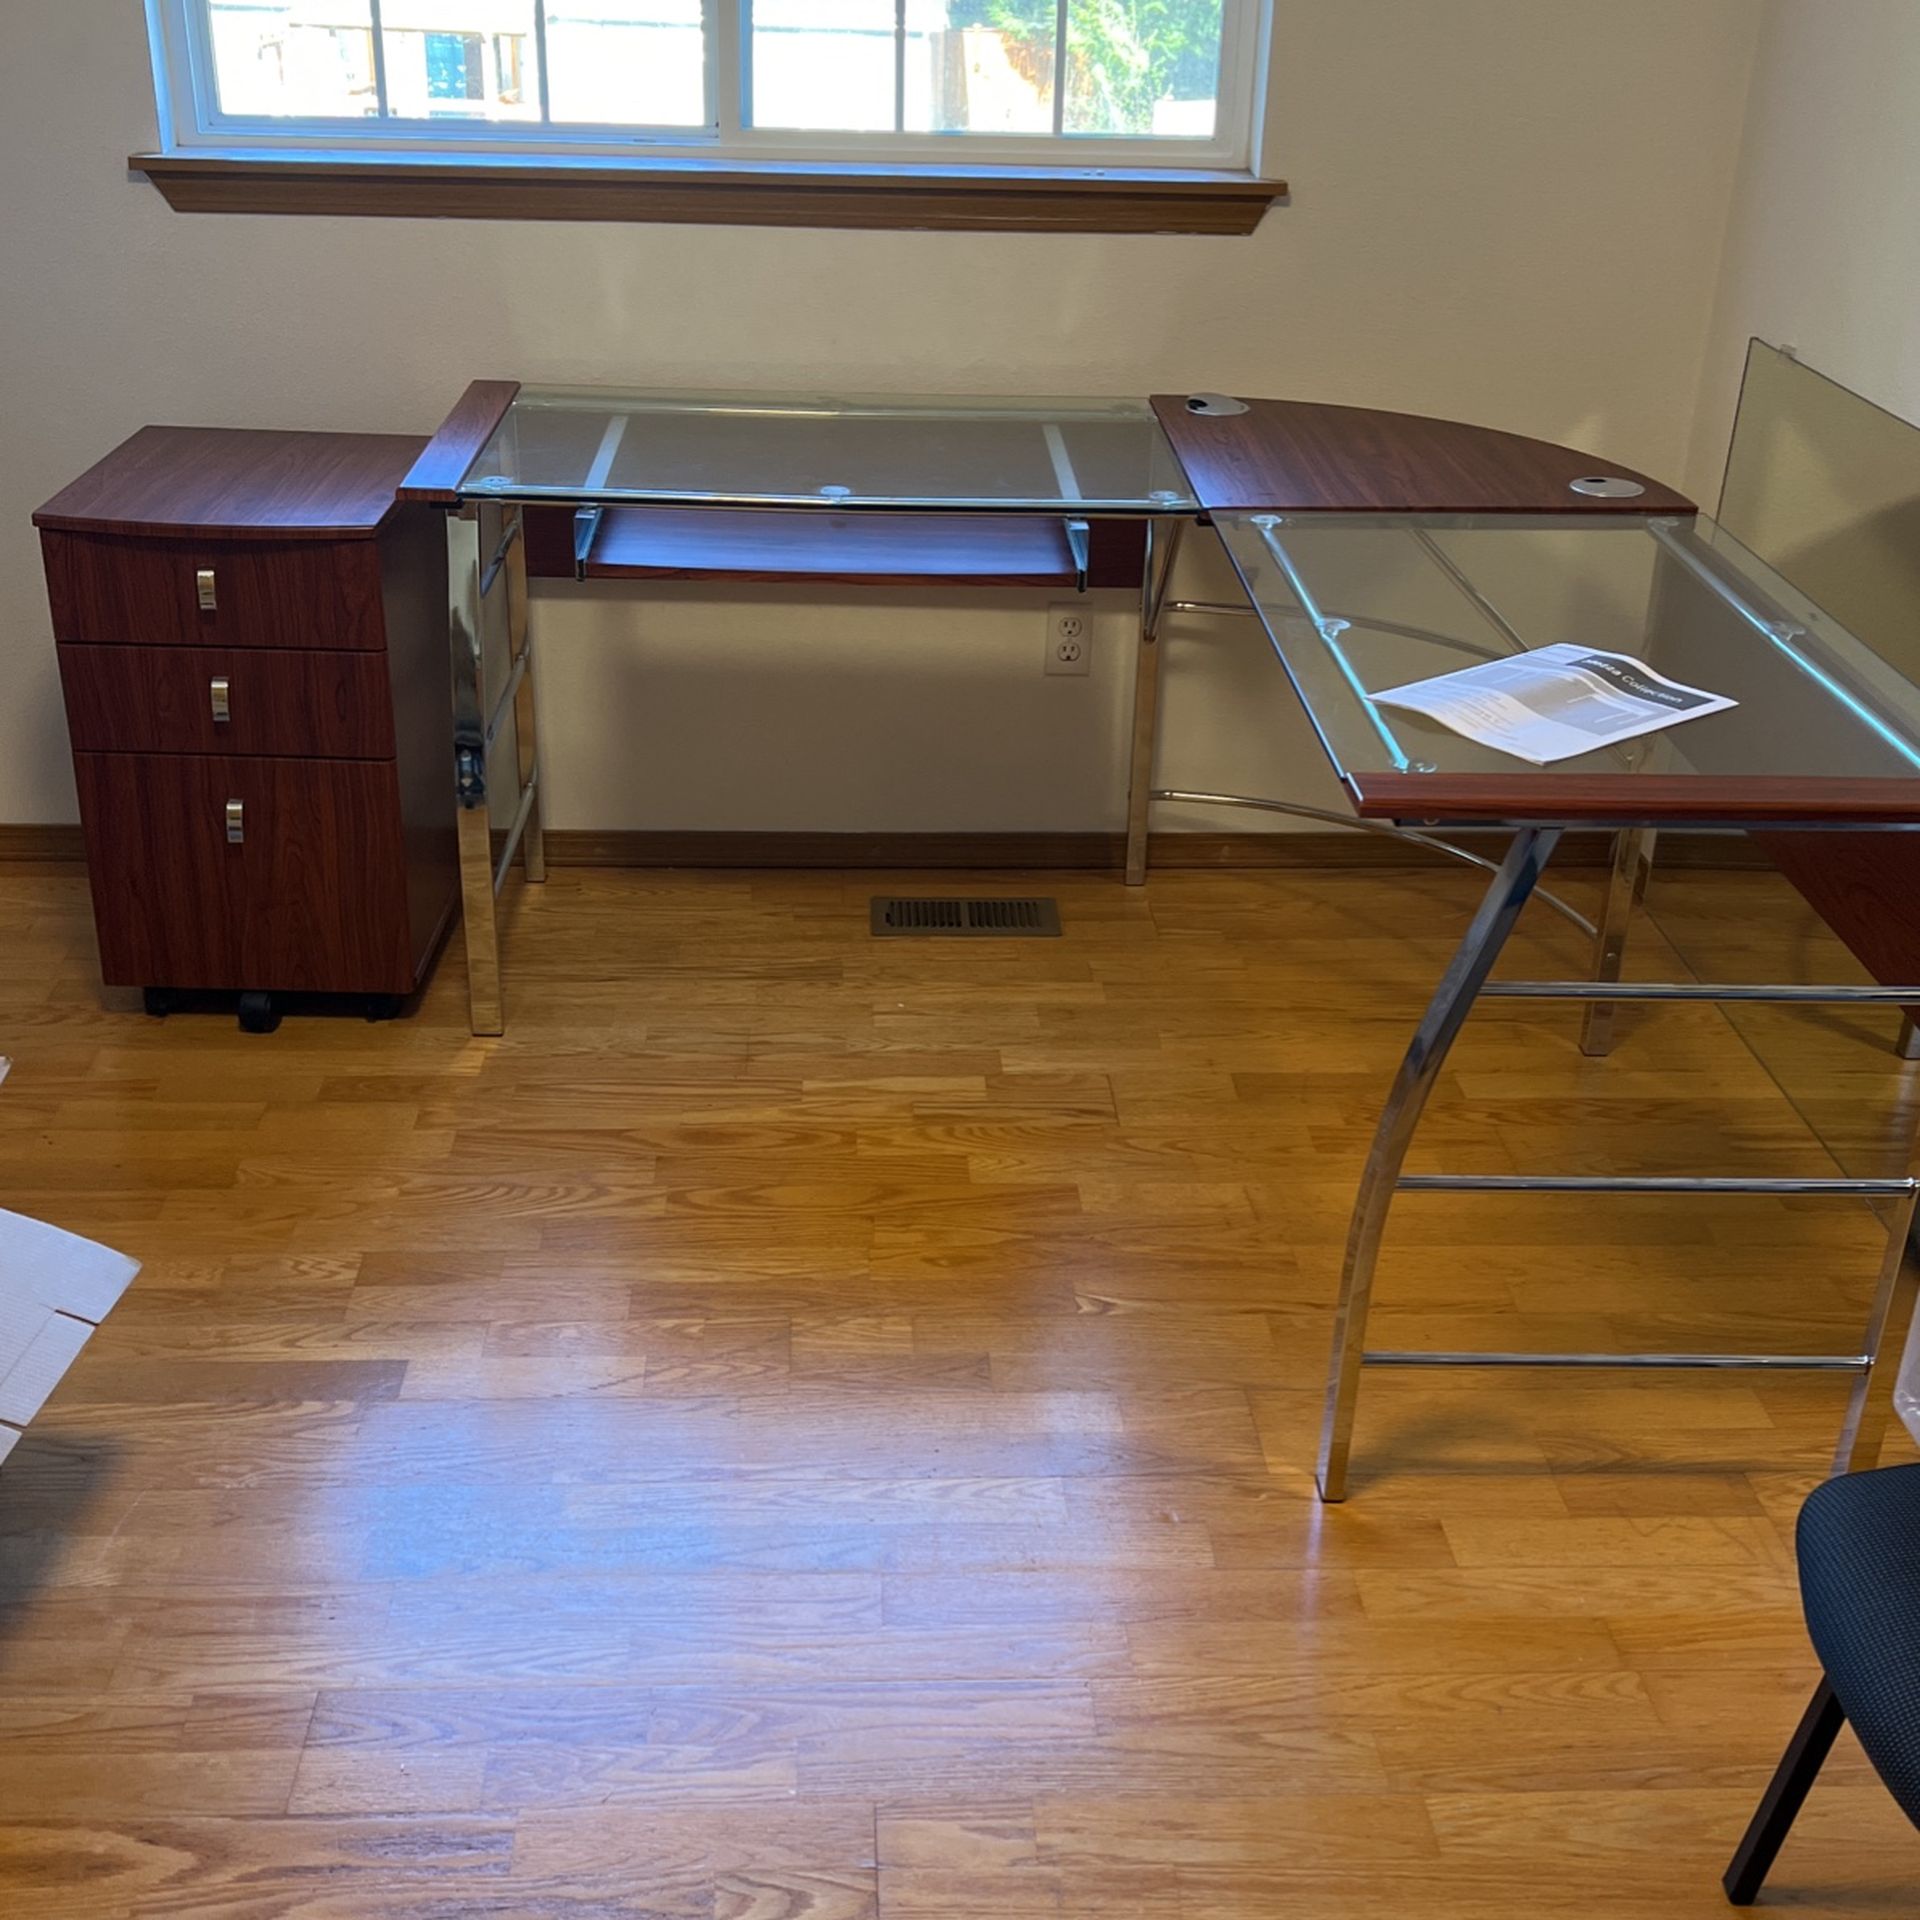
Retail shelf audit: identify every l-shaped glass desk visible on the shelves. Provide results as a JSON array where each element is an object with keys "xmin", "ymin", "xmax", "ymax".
[{"xmin": 400, "ymin": 381, "xmax": 1920, "ymax": 1500}]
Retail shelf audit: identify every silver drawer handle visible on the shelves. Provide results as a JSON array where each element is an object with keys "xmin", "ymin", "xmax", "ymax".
[
  {"xmin": 225, "ymin": 800, "xmax": 244, "ymax": 845},
  {"xmin": 210, "ymin": 677, "xmax": 231, "ymax": 724},
  {"xmin": 196, "ymin": 568, "xmax": 218, "ymax": 613}
]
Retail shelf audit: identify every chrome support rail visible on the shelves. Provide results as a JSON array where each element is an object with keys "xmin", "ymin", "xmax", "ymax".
[
  {"xmin": 1166, "ymin": 599, "xmax": 1257, "ymax": 619},
  {"xmin": 1126, "ymin": 570, "xmax": 1505, "ymax": 883},
  {"xmin": 484, "ymin": 639, "xmax": 534, "ymax": 752},
  {"xmin": 1150, "ymin": 789, "xmax": 1597, "ymax": 937},
  {"xmin": 1123, "ymin": 516, "xmax": 1188, "ymax": 886},
  {"xmin": 1065, "ymin": 517, "xmax": 1091, "ymax": 593},
  {"xmin": 449, "ymin": 500, "xmax": 546, "ymax": 1037},
  {"xmin": 1316, "ymin": 824, "xmax": 1920, "ymax": 1501},
  {"xmin": 478, "ymin": 510, "xmax": 522, "ymax": 601},
  {"xmin": 1410, "ymin": 526, "xmax": 1529, "ymax": 653},
  {"xmin": 1397, "ymin": 1174, "xmax": 1919, "ymax": 1197},
  {"xmin": 1488, "ymin": 981, "xmax": 1920, "ymax": 1003},
  {"xmin": 493, "ymin": 765, "xmax": 541, "ymax": 894},
  {"xmin": 1580, "ymin": 827, "xmax": 1655, "ymax": 1055},
  {"xmin": 1364, "ymin": 1350, "xmax": 1871, "ymax": 1371},
  {"xmin": 572, "ymin": 504, "xmax": 603, "ymax": 579}
]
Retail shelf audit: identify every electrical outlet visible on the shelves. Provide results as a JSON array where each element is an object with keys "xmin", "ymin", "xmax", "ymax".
[{"xmin": 1045, "ymin": 605, "xmax": 1091, "ymax": 676}]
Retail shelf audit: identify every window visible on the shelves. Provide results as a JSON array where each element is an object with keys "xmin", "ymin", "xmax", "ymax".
[{"xmin": 148, "ymin": 0, "xmax": 1268, "ymax": 167}]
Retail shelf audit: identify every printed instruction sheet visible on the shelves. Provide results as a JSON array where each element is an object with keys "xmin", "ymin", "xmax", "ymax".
[{"xmin": 1374, "ymin": 644, "xmax": 1736, "ymax": 765}]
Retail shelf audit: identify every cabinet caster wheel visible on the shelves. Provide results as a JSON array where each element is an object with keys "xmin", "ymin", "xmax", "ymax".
[
  {"xmin": 363, "ymin": 994, "xmax": 404, "ymax": 1023},
  {"xmin": 237, "ymin": 992, "xmax": 281, "ymax": 1035},
  {"xmin": 142, "ymin": 988, "xmax": 177, "ymax": 1019}
]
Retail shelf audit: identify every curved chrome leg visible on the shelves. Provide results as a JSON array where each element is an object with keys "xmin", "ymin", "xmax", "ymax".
[
  {"xmin": 1580, "ymin": 828, "xmax": 1656, "ymax": 1056},
  {"xmin": 1316, "ymin": 826, "xmax": 1565, "ymax": 1500}
]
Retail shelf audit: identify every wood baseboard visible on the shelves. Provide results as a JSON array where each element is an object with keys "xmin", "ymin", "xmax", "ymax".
[
  {"xmin": 0, "ymin": 825, "xmax": 85, "ymax": 863},
  {"xmin": 0, "ymin": 822, "xmax": 1771, "ymax": 874}
]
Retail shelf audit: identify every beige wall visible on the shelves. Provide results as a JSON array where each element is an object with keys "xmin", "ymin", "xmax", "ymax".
[
  {"xmin": 1687, "ymin": 0, "xmax": 1920, "ymax": 505},
  {"xmin": 1, "ymin": 0, "xmax": 1759, "ymax": 832}
]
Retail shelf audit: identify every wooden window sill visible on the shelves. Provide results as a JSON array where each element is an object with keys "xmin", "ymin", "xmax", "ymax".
[{"xmin": 129, "ymin": 149, "xmax": 1285, "ymax": 235}]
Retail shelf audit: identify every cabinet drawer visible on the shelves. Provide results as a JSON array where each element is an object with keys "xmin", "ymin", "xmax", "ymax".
[
  {"xmin": 73, "ymin": 754, "xmax": 415, "ymax": 995},
  {"xmin": 60, "ymin": 645, "xmax": 396, "ymax": 759},
  {"xmin": 41, "ymin": 530, "xmax": 387, "ymax": 651}
]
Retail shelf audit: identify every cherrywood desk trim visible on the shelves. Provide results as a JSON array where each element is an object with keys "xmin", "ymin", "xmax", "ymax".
[
  {"xmin": 1348, "ymin": 770, "xmax": 1920, "ymax": 829},
  {"xmin": 1152, "ymin": 394, "xmax": 1697, "ymax": 517}
]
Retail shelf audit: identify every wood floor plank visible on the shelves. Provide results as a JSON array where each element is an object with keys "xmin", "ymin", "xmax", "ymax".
[{"xmin": 0, "ymin": 863, "xmax": 1915, "ymax": 1916}]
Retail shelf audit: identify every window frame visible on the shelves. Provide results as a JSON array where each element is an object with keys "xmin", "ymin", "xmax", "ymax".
[{"xmin": 146, "ymin": 0, "xmax": 1270, "ymax": 173}]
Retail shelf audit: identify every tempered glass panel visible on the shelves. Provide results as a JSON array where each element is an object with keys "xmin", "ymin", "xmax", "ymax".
[
  {"xmin": 207, "ymin": 1, "xmax": 380, "ymax": 119},
  {"xmin": 465, "ymin": 389, "xmax": 1199, "ymax": 510},
  {"xmin": 1633, "ymin": 868, "xmax": 1920, "ymax": 1186},
  {"xmin": 545, "ymin": 0, "xmax": 708, "ymax": 125},
  {"xmin": 1211, "ymin": 510, "xmax": 1920, "ymax": 790},
  {"xmin": 1673, "ymin": 348, "xmax": 1920, "ymax": 1199},
  {"xmin": 381, "ymin": 3, "xmax": 540, "ymax": 122},
  {"xmin": 1721, "ymin": 340, "xmax": 1920, "ymax": 696}
]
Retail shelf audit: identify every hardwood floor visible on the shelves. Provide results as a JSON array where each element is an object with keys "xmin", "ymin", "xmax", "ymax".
[{"xmin": 0, "ymin": 860, "xmax": 1914, "ymax": 1917}]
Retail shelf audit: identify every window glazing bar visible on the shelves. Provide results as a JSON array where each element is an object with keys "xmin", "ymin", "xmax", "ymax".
[
  {"xmin": 1052, "ymin": 0, "xmax": 1068, "ymax": 136},
  {"xmin": 894, "ymin": 0, "xmax": 907, "ymax": 133},
  {"xmin": 532, "ymin": 0, "xmax": 553, "ymax": 124},
  {"xmin": 368, "ymin": 0, "xmax": 393, "ymax": 120}
]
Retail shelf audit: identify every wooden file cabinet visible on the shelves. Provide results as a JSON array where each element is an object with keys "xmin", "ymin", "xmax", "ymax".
[{"xmin": 35, "ymin": 427, "xmax": 459, "ymax": 1027}]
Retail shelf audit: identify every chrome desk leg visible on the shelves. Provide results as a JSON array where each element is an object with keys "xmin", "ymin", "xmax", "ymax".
[
  {"xmin": 449, "ymin": 503, "xmax": 504, "ymax": 1038},
  {"xmin": 1899, "ymin": 1016, "xmax": 1920, "ymax": 1062},
  {"xmin": 504, "ymin": 506, "xmax": 547, "ymax": 886},
  {"xmin": 1317, "ymin": 826, "xmax": 1565, "ymax": 1501},
  {"xmin": 1832, "ymin": 1184, "xmax": 1920, "ymax": 1475},
  {"xmin": 1580, "ymin": 828, "xmax": 1656, "ymax": 1057},
  {"xmin": 1124, "ymin": 517, "xmax": 1186, "ymax": 886}
]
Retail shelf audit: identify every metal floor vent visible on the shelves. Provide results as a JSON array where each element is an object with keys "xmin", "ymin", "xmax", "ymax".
[{"xmin": 871, "ymin": 896, "xmax": 1062, "ymax": 938}]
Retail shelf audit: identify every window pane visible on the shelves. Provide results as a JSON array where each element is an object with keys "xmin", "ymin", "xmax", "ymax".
[
  {"xmin": 381, "ymin": 1, "xmax": 540, "ymax": 122},
  {"xmin": 206, "ymin": 1, "xmax": 379, "ymax": 119},
  {"xmin": 1064, "ymin": 0, "xmax": 1221, "ymax": 137},
  {"xmin": 752, "ymin": 0, "xmax": 897, "ymax": 132},
  {"xmin": 903, "ymin": 0, "xmax": 1054, "ymax": 134},
  {"xmin": 545, "ymin": 1, "xmax": 708, "ymax": 127}
]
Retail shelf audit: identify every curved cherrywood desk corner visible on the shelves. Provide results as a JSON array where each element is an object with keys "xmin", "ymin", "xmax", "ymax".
[{"xmin": 1150, "ymin": 393, "xmax": 1696, "ymax": 516}]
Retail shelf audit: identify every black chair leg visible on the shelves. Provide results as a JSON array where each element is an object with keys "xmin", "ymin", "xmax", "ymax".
[{"xmin": 1724, "ymin": 1678, "xmax": 1847, "ymax": 1904}]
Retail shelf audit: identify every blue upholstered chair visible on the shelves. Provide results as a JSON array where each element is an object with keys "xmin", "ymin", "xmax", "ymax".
[{"xmin": 1725, "ymin": 1464, "xmax": 1920, "ymax": 1902}]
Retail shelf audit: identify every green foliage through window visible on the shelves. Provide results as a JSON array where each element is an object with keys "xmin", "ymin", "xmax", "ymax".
[{"xmin": 948, "ymin": 0, "xmax": 1224, "ymax": 134}]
